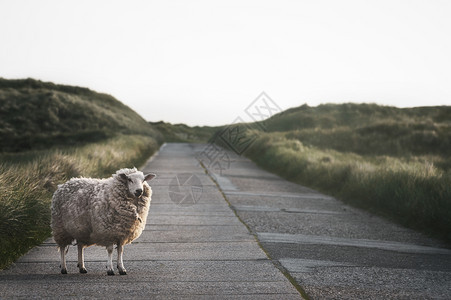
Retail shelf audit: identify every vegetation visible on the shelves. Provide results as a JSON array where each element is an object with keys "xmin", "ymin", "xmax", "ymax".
[
  {"xmin": 0, "ymin": 78, "xmax": 162, "ymax": 269},
  {"xmin": 151, "ymin": 120, "xmax": 218, "ymax": 143},
  {"xmin": 0, "ymin": 134, "xmax": 159, "ymax": 269},
  {"xmin": 263, "ymin": 103, "xmax": 451, "ymax": 161},
  {"xmin": 0, "ymin": 78, "xmax": 162, "ymax": 151},
  {"xmin": 217, "ymin": 103, "xmax": 451, "ymax": 242},
  {"xmin": 2, "ymin": 76, "xmax": 450, "ymax": 269}
]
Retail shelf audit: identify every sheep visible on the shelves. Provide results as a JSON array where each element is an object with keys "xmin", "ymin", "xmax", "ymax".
[{"xmin": 51, "ymin": 167, "xmax": 156, "ymax": 275}]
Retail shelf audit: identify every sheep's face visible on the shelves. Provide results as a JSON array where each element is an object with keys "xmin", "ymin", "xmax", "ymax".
[{"xmin": 120, "ymin": 172, "xmax": 156, "ymax": 198}]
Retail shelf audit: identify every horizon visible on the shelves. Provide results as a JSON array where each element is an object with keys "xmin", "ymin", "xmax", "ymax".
[
  {"xmin": 1, "ymin": 0, "xmax": 451, "ymax": 126},
  {"xmin": 4, "ymin": 76, "xmax": 451, "ymax": 128}
]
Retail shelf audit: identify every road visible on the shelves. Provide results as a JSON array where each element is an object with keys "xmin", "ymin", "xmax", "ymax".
[{"xmin": 1, "ymin": 143, "xmax": 450, "ymax": 299}]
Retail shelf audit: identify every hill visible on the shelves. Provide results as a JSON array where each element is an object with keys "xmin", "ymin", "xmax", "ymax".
[
  {"xmin": 263, "ymin": 103, "xmax": 451, "ymax": 160},
  {"xmin": 0, "ymin": 78, "xmax": 162, "ymax": 152},
  {"xmin": 213, "ymin": 103, "xmax": 451, "ymax": 242},
  {"xmin": 0, "ymin": 78, "xmax": 162, "ymax": 269},
  {"xmin": 150, "ymin": 121, "xmax": 218, "ymax": 143}
]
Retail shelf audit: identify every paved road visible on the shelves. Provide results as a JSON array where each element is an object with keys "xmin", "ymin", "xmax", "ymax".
[
  {"xmin": 1, "ymin": 143, "xmax": 451, "ymax": 299},
  {"xmin": 200, "ymin": 144, "xmax": 451, "ymax": 299},
  {"xmin": 0, "ymin": 143, "xmax": 300, "ymax": 299}
]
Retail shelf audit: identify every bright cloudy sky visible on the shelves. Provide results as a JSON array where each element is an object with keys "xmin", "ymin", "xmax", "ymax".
[{"xmin": 1, "ymin": 0, "xmax": 450, "ymax": 126}]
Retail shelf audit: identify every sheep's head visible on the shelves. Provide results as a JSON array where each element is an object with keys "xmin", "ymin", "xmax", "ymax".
[{"xmin": 117, "ymin": 169, "xmax": 156, "ymax": 198}]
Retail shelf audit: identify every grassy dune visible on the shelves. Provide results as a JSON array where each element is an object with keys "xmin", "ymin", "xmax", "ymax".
[
  {"xmin": 219, "ymin": 103, "xmax": 451, "ymax": 242},
  {"xmin": 150, "ymin": 121, "xmax": 218, "ymax": 143},
  {"xmin": 264, "ymin": 104, "xmax": 451, "ymax": 162},
  {"xmin": 0, "ymin": 78, "xmax": 162, "ymax": 269},
  {"xmin": 0, "ymin": 78, "xmax": 162, "ymax": 151}
]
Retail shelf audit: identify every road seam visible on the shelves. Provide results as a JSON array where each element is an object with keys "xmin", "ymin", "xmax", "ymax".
[{"xmin": 199, "ymin": 160, "xmax": 311, "ymax": 300}]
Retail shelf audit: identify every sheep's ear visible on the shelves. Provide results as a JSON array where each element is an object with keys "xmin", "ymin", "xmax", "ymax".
[
  {"xmin": 144, "ymin": 173, "xmax": 156, "ymax": 182},
  {"xmin": 119, "ymin": 173, "xmax": 128, "ymax": 181}
]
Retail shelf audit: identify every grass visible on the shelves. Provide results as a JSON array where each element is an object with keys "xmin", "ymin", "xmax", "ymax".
[
  {"xmin": 244, "ymin": 131, "xmax": 451, "ymax": 242},
  {"xmin": 0, "ymin": 77, "xmax": 165, "ymax": 269},
  {"xmin": 0, "ymin": 134, "xmax": 159, "ymax": 269},
  {"xmin": 0, "ymin": 78, "xmax": 162, "ymax": 151},
  {"xmin": 263, "ymin": 103, "xmax": 451, "ymax": 161},
  {"xmin": 2, "ymin": 76, "xmax": 450, "ymax": 269},
  {"xmin": 214, "ymin": 103, "xmax": 451, "ymax": 243},
  {"xmin": 150, "ymin": 120, "xmax": 218, "ymax": 143}
]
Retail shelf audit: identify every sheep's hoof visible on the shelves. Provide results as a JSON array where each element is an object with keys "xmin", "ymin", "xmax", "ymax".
[
  {"xmin": 107, "ymin": 270, "xmax": 115, "ymax": 276},
  {"xmin": 61, "ymin": 268, "xmax": 68, "ymax": 274},
  {"xmin": 79, "ymin": 267, "xmax": 87, "ymax": 274},
  {"xmin": 119, "ymin": 269, "xmax": 127, "ymax": 275}
]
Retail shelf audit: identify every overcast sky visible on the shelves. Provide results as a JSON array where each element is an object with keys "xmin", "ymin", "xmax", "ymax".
[{"xmin": 1, "ymin": 0, "xmax": 450, "ymax": 126}]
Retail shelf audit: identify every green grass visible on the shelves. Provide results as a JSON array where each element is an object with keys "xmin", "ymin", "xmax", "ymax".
[
  {"xmin": 0, "ymin": 134, "xmax": 159, "ymax": 269},
  {"xmin": 0, "ymin": 78, "xmax": 164, "ymax": 269},
  {"xmin": 150, "ymin": 120, "xmax": 218, "ymax": 143},
  {"xmin": 263, "ymin": 103, "xmax": 451, "ymax": 160},
  {"xmin": 0, "ymin": 78, "xmax": 162, "ymax": 151},
  {"xmin": 2, "ymin": 76, "xmax": 450, "ymax": 269},
  {"xmin": 214, "ymin": 103, "xmax": 451, "ymax": 243}
]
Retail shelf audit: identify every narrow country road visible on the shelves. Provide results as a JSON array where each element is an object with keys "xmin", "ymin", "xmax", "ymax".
[{"xmin": 1, "ymin": 143, "xmax": 450, "ymax": 299}]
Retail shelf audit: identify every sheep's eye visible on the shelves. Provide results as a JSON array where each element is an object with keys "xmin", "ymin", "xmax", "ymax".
[{"xmin": 128, "ymin": 178, "xmax": 133, "ymax": 183}]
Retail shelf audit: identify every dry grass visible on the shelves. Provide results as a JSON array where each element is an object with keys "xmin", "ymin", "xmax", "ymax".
[
  {"xmin": 0, "ymin": 134, "xmax": 159, "ymax": 269},
  {"xmin": 244, "ymin": 131, "xmax": 451, "ymax": 243}
]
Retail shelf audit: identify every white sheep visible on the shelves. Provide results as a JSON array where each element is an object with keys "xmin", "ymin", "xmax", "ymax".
[{"xmin": 51, "ymin": 167, "xmax": 156, "ymax": 275}]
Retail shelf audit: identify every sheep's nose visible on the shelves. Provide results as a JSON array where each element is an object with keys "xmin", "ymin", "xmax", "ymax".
[{"xmin": 135, "ymin": 189, "xmax": 143, "ymax": 197}]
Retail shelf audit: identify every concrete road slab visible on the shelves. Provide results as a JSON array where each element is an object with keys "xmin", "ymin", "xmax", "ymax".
[
  {"xmin": 0, "ymin": 279, "xmax": 300, "ymax": 299},
  {"xmin": 135, "ymin": 227, "xmax": 255, "ymax": 243},
  {"xmin": 289, "ymin": 264, "xmax": 451, "ymax": 300},
  {"xmin": 149, "ymin": 203, "xmax": 234, "ymax": 214},
  {"xmin": 4, "ymin": 260, "xmax": 286, "ymax": 282},
  {"xmin": 17, "ymin": 241, "xmax": 268, "ymax": 263},
  {"xmin": 148, "ymin": 215, "xmax": 242, "ymax": 226},
  {"xmin": 258, "ymin": 232, "xmax": 451, "ymax": 255},
  {"xmin": 261, "ymin": 242, "xmax": 451, "ymax": 272}
]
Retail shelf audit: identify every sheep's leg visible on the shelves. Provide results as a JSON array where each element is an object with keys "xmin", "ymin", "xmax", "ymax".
[
  {"xmin": 106, "ymin": 245, "xmax": 115, "ymax": 276},
  {"xmin": 59, "ymin": 246, "xmax": 68, "ymax": 274},
  {"xmin": 77, "ymin": 244, "xmax": 87, "ymax": 273},
  {"xmin": 117, "ymin": 244, "xmax": 127, "ymax": 275}
]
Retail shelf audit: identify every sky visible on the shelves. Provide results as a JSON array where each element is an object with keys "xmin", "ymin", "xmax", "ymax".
[{"xmin": 1, "ymin": 0, "xmax": 450, "ymax": 126}]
